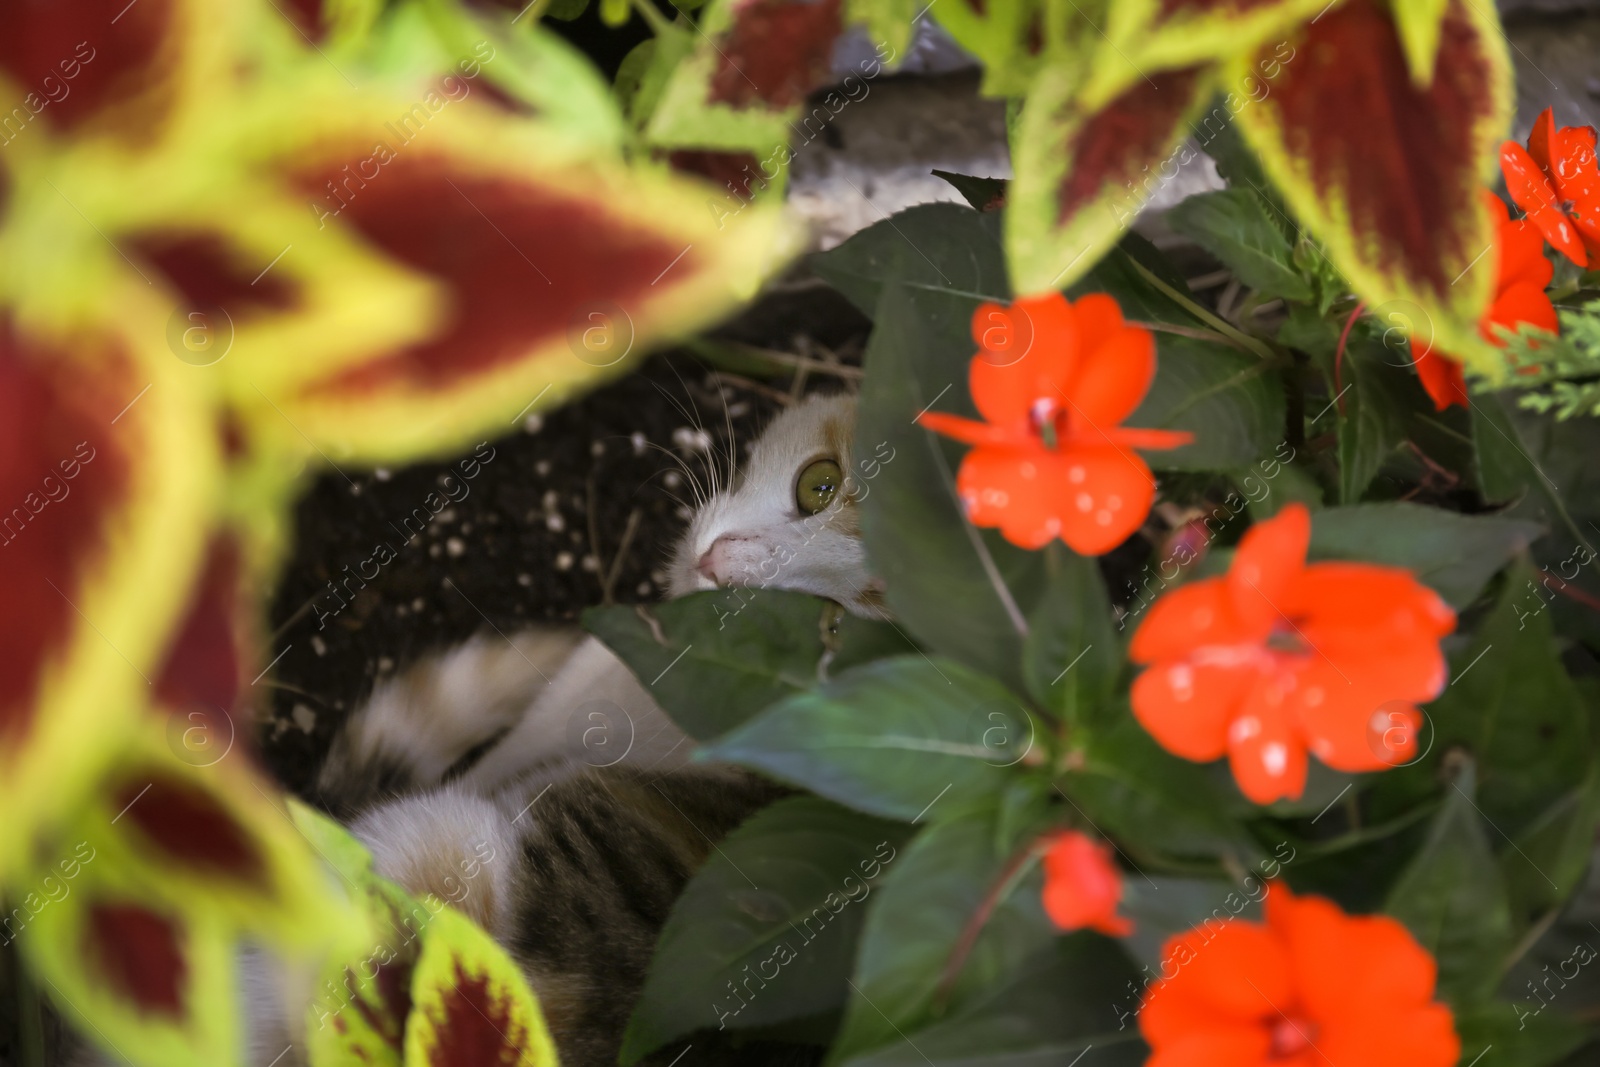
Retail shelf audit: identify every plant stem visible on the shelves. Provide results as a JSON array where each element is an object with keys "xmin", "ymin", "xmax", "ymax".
[
  {"xmin": 628, "ymin": 0, "xmax": 675, "ymax": 36},
  {"xmin": 1123, "ymin": 254, "xmax": 1277, "ymax": 362}
]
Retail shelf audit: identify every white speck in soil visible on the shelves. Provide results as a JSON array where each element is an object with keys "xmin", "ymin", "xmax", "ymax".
[
  {"xmin": 292, "ymin": 703, "xmax": 317, "ymax": 733},
  {"xmin": 437, "ymin": 508, "xmax": 457, "ymax": 524},
  {"xmin": 517, "ymin": 573, "xmax": 532, "ymax": 587},
  {"xmin": 349, "ymin": 483, "xmax": 363, "ymax": 496},
  {"xmin": 428, "ymin": 543, "xmax": 442, "ymax": 558},
  {"xmin": 651, "ymin": 569, "xmax": 668, "ymax": 585},
  {"xmin": 663, "ymin": 471, "xmax": 681, "ymax": 489},
  {"xmin": 375, "ymin": 468, "xmax": 392, "ymax": 482},
  {"xmin": 728, "ymin": 401, "xmax": 750, "ymax": 418},
  {"xmin": 637, "ymin": 581, "xmax": 653, "ymax": 596},
  {"xmin": 311, "ymin": 635, "xmax": 328, "ymax": 657},
  {"xmin": 591, "ymin": 440, "xmax": 605, "ymax": 457},
  {"xmin": 395, "ymin": 604, "xmax": 408, "ymax": 617},
  {"xmin": 535, "ymin": 460, "xmax": 551, "ymax": 477},
  {"xmin": 377, "ymin": 656, "xmax": 395, "ymax": 673},
  {"xmin": 581, "ymin": 554, "xmax": 599, "ymax": 573},
  {"xmin": 546, "ymin": 513, "xmax": 565, "ymax": 532},
  {"xmin": 542, "ymin": 489, "xmax": 559, "ymax": 511},
  {"xmin": 446, "ymin": 537, "xmax": 466, "ymax": 557},
  {"xmin": 675, "ymin": 505, "xmax": 692, "ymax": 521},
  {"xmin": 631, "ymin": 432, "xmax": 647, "ymax": 455},
  {"xmin": 461, "ymin": 522, "xmax": 473, "ymax": 535},
  {"xmin": 524, "ymin": 413, "xmax": 544, "ymax": 434},
  {"xmin": 412, "ymin": 597, "xmax": 426, "ymax": 612},
  {"xmin": 555, "ymin": 551, "xmax": 574, "ymax": 571}
]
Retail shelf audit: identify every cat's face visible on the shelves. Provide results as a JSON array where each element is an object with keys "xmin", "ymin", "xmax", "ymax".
[{"xmin": 666, "ymin": 393, "xmax": 887, "ymax": 618}]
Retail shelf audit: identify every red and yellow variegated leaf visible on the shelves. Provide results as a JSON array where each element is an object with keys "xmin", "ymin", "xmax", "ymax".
[
  {"xmin": 71, "ymin": 720, "xmax": 353, "ymax": 950},
  {"xmin": 305, "ymin": 879, "xmax": 424, "ymax": 1067},
  {"xmin": 404, "ymin": 905, "xmax": 558, "ymax": 1067},
  {"xmin": 0, "ymin": 312, "xmax": 217, "ymax": 877},
  {"xmin": 1007, "ymin": 64, "xmax": 1215, "ymax": 294},
  {"xmin": 1228, "ymin": 0, "xmax": 1512, "ymax": 375},
  {"xmin": 0, "ymin": 0, "xmax": 231, "ymax": 155},
  {"xmin": 1393, "ymin": 0, "xmax": 1452, "ymax": 86},
  {"xmin": 226, "ymin": 93, "xmax": 795, "ymax": 464},
  {"xmin": 1081, "ymin": 0, "xmax": 1334, "ymax": 108},
  {"xmin": 645, "ymin": 0, "xmax": 844, "ymax": 151},
  {"xmin": 929, "ymin": 0, "xmax": 1050, "ymax": 98},
  {"xmin": 18, "ymin": 869, "xmax": 239, "ymax": 1067}
]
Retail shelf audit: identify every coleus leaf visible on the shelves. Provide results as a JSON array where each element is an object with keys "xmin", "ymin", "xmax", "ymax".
[
  {"xmin": 1082, "ymin": 0, "xmax": 1332, "ymax": 108},
  {"xmin": 928, "ymin": 0, "xmax": 1049, "ymax": 98},
  {"xmin": 1227, "ymin": 0, "xmax": 1514, "ymax": 377},
  {"xmin": 1006, "ymin": 63, "xmax": 1215, "ymax": 294},
  {"xmin": 1391, "ymin": 0, "xmax": 1452, "ymax": 86},
  {"xmin": 67, "ymin": 719, "xmax": 353, "ymax": 953},
  {"xmin": 242, "ymin": 93, "xmax": 794, "ymax": 464},
  {"xmin": 0, "ymin": 0, "xmax": 227, "ymax": 150},
  {"xmin": 0, "ymin": 314, "xmax": 218, "ymax": 878},
  {"xmin": 646, "ymin": 0, "xmax": 849, "ymax": 152},
  {"xmin": 403, "ymin": 903, "xmax": 559, "ymax": 1067},
  {"xmin": 21, "ymin": 886, "xmax": 238, "ymax": 1067}
]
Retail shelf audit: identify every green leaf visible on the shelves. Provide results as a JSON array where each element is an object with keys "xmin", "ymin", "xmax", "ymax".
[
  {"xmin": 841, "ymin": 936, "xmax": 1148, "ymax": 1067},
  {"xmin": 827, "ymin": 801, "xmax": 1057, "ymax": 1065},
  {"xmin": 1062, "ymin": 710, "xmax": 1261, "ymax": 864},
  {"xmin": 1424, "ymin": 560, "xmax": 1592, "ymax": 838},
  {"xmin": 1335, "ymin": 332, "xmax": 1426, "ymax": 502},
  {"xmin": 1453, "ymin": 1000, "xmax": 1590, "ymax": 1067},
  {"xmin": 1021, "ymin": 549, "xmax": 1121, "ymax": 726},
  {"xmin": 931, "ymin": 169, "xmax": 1009, "ymax": 213},
  {"xmin": 810, "ymin": 203, "xmax": 1008, "ymax": 318},
  {"xmin": 621, "ymin": 798, "xmax": 913, "ymax": 1061},
  {"xmin": 1127, "ymin": 334, "xmax": 1286, "ymax": 471},
  {"xmin": 1069, "ymin": 236, "xmax": 1213, "ymax": 329},
  {"xmin": 1166, "ymin": 189, "xmax": 1313, "ymax": 302},
  {"xmin": 1306, "ymin": 502, "xmax": 1542, "ymax": 609},
  {"xmin": 854, "ymin": 282, "xmax": 1046, "ymax": 693},
  {"xmin": 584, "ymin": 590, "xmax": 913, "ymax": 741},
  {"xmin": 700, "ymin": 656, "xmax": 1035, "ymax": 822},
  {"xmin": 1502, "ymin": 759, "xmax": 1600, "ymax": 919},
  {"xmin": 1385, "ymin": 758, "xmax": 1515, "ymax": 1006}
]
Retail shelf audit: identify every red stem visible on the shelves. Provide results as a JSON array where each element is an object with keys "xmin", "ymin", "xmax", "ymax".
[
  {"xmin": 933, "ymin": 832, "xmax": 1052, "ymax": 1010},
  {"xmin": 1333, "ymin": 301, "xmax": 1365, "ymax": 416}
]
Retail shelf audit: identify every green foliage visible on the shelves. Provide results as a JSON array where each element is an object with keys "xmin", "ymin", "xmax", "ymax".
[{"xmin": 1498, "ymin": 300, "xmax": 1600, "ymax": 419}]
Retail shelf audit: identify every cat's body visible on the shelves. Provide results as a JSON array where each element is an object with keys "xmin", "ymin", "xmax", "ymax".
[{"xmin": 64, "ymin": 393, "xmax": 875, "ymax": 1067}]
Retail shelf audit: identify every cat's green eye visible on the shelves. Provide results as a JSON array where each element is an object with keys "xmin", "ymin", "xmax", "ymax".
[{"xmin": 795, "ymin": 458, "xmax": 843, "ymax": 515}]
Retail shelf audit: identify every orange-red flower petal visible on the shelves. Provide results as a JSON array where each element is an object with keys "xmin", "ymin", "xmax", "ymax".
[{"xmin": 1040, "ymin": 831, "xmax": 1132, "ymax": 937}]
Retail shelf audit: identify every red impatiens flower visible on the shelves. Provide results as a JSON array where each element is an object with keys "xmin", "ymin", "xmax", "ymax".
[
  {"xmin": 1040, "ymin": 831, "xmax": 1132, "ymax": 937},
  {"xmin": 1140, "ymin": 885, "xmax": 1459, "ymax": 1067},
  {"xmin": 1500, "ymin": 106, "xmax": 1600, "ymax": 267},
  {"xmin": 917, "ymin": 293, "xmax": 1191, "ymax": 555},
  {"xmin": 1415, "ymin": 191, "xmax": 1558, "ymax": 410},
  {"xmin": 1128, "ymin": 504, "xmax": 1456, "ymax": 804}
]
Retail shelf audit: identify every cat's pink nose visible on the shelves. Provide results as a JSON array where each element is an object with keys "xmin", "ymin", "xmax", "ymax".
[{"xmin": 696, "ymin": 535, "xmax": 746, "ymax": 585}]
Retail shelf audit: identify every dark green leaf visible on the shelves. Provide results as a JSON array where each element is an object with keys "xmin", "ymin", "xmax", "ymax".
[
  {"xmin": 621, "ymin": 798, "xmax": 912, "ymax": 1062},
  {"xmin": 1061, "ymin": 710, "xmax": 1261, "ymax": 864},
  {"xmin": 1306, "ymin": 502, "xmax": 1542, "ymax": 609},
  {"xmin": 1166, "ymin": 189, "xmax": 1313, "ymax": 302},
  {"xmin": 1385, "ymin": 759, "xmax": 1515, "ymax": 1006},
  {"xmin": 1128, "ymin": 334, "xmax": 1286, "ymax": 471},
  {"xmin": 930, "ymin": 170, "xmax": 1008, "ymax": 213},
  {"xmin": 584, "ymin": 590, "xmax": 912, "ymax": 741},
  {"xmin": 1021, "ymin": 549, "xmax": 1121, "ymax": 726},
  {"xmin": 1454, "ymin": 1000, "xmax": 1590, "ymax": 1067},
  {"xmin": 1069, "ymin": 237, "xmax": 1207, "ymax": 328},
  {"xmin": 841, "ymin": 936, "xmax": 1148, "ymax": 1067},
  {"xmin": 1502, "ymin": 760, "xmax": 1600, "ymax": 919},
  {"xmin": 1423, "ymin": 560, "xmax": 1592, "ymax": 839},
  {"xmin": 701, "ymin": 656, "xmax": 1035, "ymax": 822},
  {"xmin": 1336, "ymin": 334, "xmax": 1422, "ymax": 502},
  {"xmin": 854, "ymin": 282, "xmax": 1046, "ymax": 692},
  {"xmin": 827, "ymin": 801, "xmax": 1057, "ymax": 1065},
  {"xmin": 810, "ymin": 203, "xmax": 1008, "ymax": 318}
]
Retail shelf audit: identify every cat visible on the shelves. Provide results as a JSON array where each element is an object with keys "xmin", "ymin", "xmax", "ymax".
[{"xmin": 61, "ymin": 392, "xmax": 882, "ymax": 1067}]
